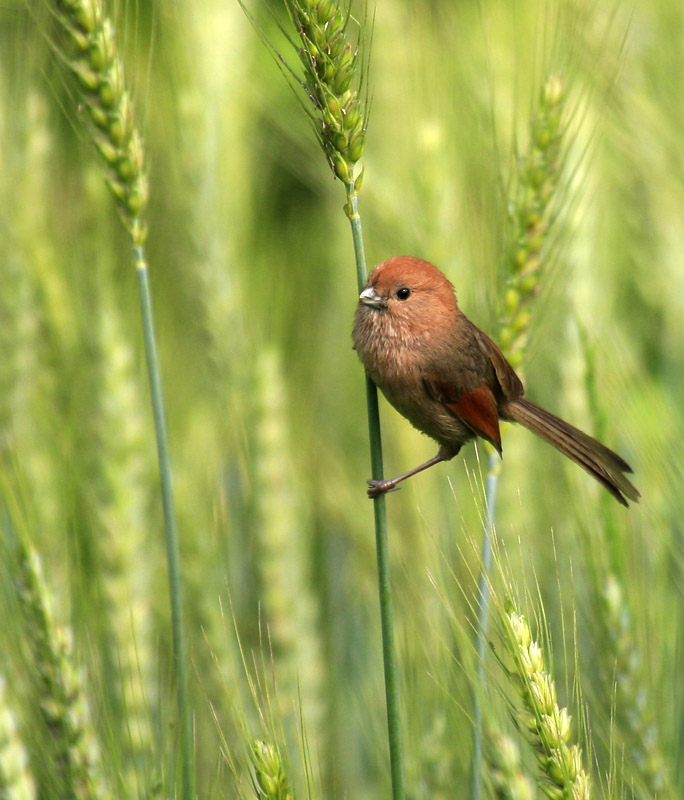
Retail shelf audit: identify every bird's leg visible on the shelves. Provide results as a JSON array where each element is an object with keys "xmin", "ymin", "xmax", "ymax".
[{"xmin": 367, "ymin": 452, "xmax": 447, "ymax": 498}]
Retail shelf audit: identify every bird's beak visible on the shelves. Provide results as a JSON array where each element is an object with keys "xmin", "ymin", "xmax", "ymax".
[{"xmin": 359, "ymin": 285, "xmax": 384, "ymax": 308}]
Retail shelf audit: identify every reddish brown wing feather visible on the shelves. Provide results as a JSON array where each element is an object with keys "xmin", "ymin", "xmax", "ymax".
[
  {"xmin": 427, "ymin": 377, "xmax": 503, "ymax": 453},
  {"xmin": 471, "ymin": 325, "xmax": 524, "ymax": 401},
  {"xmin": 422, "ymin": 318, "xmax": 524, "ymax": 454}
]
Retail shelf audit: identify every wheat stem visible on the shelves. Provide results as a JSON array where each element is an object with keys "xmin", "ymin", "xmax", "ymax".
[
  {"xmin": 134, "ymin": 250, "xmax": 194, "ymax": 798},
  {"xmin": 253, "ymin": 1, "xmax": 404, "ymax": 795},
  {"xmin": 345, "ymin": 181, "xmax": 405, "ymax": 800},
  {"xmin": 473, "ymin": 73, "xmax": 567, "ymax": 793},
  {"xmin": 49, "ymin": 1, "xmax": 193, "ymax": 793},
  {"xmin": 471, "ymin": 452, "xmax": 500, "ymax": 800}
]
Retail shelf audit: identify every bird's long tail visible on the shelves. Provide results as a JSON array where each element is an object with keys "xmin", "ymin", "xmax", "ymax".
[{"xmin": 503, "ymin": 397, "xmax": 640, "ymax": 507}]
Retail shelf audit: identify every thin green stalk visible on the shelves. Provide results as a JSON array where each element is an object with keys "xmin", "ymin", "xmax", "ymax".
[
  {"xmin": 46, "ymin": 1, "xmax": 195, "ymax": 792},
  {"xmin": 134, "ymin": 247, "xmax": 194, "ymax": 799},
  {"xmin": 471, "ymin": 73, "xmax": 566, "ymax": 796},
  {"xmin": 346, "ymin": 184, "xmax": 405, "ymax": 800},
  {"xmin": 249, "ymin": 1, "xmax": 404, "ymax": 793},
  {"xmin": 471, "ymin": 450, "xmax": 499, "ymax": 800}
]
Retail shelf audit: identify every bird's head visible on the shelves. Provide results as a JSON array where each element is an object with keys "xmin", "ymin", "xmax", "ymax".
[{"xmin": 357, "ymin": 256, "xmax": 458, "ymax": 334}]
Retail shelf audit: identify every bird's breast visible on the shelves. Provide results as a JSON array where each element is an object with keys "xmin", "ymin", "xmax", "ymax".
[{"xmin": 352, "ymin": 308, "xmax": 474, "ymax": 449}]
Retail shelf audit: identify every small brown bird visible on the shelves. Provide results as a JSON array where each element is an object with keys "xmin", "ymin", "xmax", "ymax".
[{"xmin": 352, "ymin": 256, "xmax": 639, "ymax": 506}]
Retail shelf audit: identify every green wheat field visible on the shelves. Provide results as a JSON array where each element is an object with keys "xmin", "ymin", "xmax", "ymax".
[{"xmin": 1, "ymin": 0, "xmax": 682, "ymax": 797}]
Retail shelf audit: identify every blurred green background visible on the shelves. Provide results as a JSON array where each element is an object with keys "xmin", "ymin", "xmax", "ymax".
[{"xmin": 0, "ymin": 0, "xmax": 683, "ymax": 797}]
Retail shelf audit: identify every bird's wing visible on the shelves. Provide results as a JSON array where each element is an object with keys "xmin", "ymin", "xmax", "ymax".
[
  {"xmin": 471, "ymin": 325, "xmax": 525, "ymax": 400},
  {"xmin": 423, "ymin": 322, "xmax": 524, "ymax": 454},
  {"xmin": 424, "ymin": 374, "xmax": 503, "ymax": 453}
]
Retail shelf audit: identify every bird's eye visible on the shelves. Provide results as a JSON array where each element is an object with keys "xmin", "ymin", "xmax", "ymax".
[{"xmin": 396, "ymin": 287, "xmax": 411, "ymax": 300}]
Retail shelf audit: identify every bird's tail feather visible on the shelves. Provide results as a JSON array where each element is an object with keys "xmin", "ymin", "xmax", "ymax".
[{"xmin": 504, "ymin": 397, "xmax": 640, "ymax": 507}]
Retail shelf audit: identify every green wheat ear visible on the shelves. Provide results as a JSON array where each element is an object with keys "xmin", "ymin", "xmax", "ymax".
[
  {"xmin": 254, "ymin": 348, "xmax": 325, "ymax": 740},
  {"xmin": 499, "ymin": 73, "xmax": 565, "ymax": 368},
  {"xmin": 601, "ymin": 575, "xmax": 674, "ymax": 796},
  {"xmin": 251, "ymin": 0, "xmax": 369, "ymax": 190},
  {"xmin": 0, "ymin": 676, "xmax": 36, "ymax": 799},
  {"xmin": 502, "ymin": 603, "xmax": 591, "ymax": 800},
  {"xmin": 250, "ymin": 740, "xmax": 292, "ymax": 800},
  {"xmin": 50, "ymin": 2, "xmax": 191, "ymax": 793},
  {"xmin": 16, "ymin": 543, "xmax": 110, "ymax": 799},
  {"xmin": 487, "ymin": 728, "xmax": 535, "ymax": 800},
  {"xmin": 53, "ymin": 0, "xmax": 148, "ymax": 246},
  {"xmin": 286, "ymin": 0, "xmax": 368, "ymax": 183}
]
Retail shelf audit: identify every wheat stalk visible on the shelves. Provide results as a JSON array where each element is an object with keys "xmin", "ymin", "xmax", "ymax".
[
  {"xmin": 474, "ymin": 74, "xmax": 569, "ymax": 798},
  {"xmin": 48, "ymin": 0, "xmax": 192, "ymax": 793},
  {"xmin": 249, "ymin": 3, "xmax": 406, "ymax": 795}
]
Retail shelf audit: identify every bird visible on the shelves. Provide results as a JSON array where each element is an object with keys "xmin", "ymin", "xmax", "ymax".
[{"xmin": 352, "ymin": 256, "xmax": 639, "ymax": 506}]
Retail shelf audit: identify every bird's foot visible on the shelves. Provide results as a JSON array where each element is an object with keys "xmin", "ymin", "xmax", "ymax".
[{"xmin": 367, "ymin": 479, "xmax": 400, "ymax": 499}]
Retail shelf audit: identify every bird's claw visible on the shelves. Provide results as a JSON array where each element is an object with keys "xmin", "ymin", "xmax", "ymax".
[{"xmin": 367, "ymin": 479, "xmax": 400, "ymax": 499}]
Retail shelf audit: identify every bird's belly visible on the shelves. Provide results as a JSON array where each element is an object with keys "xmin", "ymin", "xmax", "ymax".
[{"xmin": 379, "ymin": 378, "xmax": 474, "ymax": 451}]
